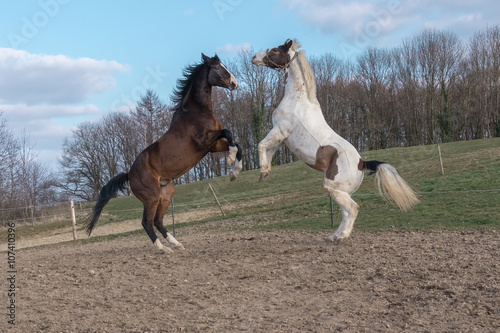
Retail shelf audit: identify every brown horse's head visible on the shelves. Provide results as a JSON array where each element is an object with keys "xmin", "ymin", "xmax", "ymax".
[
  {"xmin": 252, "ymin": 39, "xmax": 296, "ymax": 70},
  {"xmin": 202, "ymin": 54, "xmax": 238, "ymax": 91}
]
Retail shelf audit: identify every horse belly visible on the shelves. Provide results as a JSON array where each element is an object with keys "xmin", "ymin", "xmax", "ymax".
[{"xmin": 283, "ymin": 130, "xmax": 316, "ymax": 164}]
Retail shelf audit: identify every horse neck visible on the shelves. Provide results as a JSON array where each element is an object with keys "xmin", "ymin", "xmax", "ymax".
[
  {"xmin": 285, "ymin": 53, "xmax": 318, "ymax": 104},
  {"xmin": 186, "ymin": 68, "xmax": 213, "ymax": 111}
]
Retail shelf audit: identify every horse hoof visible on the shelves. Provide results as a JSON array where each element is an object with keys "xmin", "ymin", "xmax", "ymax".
[
  {"xmin": 230, "ymin": 172, "xmax": 236, "ymax": 181},
  {"xmin": 176, "ymin": 244, "xmax": 186, "ymax": 250},
  {"xmin": 161, "ymin": 247, "xmax": 174, "ymax": 253},
  {"xmin": 259, "ymin": 172, "xmax": 269, "ymax": 182},
  {"xmin": 326, "ymin": 237, "xmax": 342, "ymax": 245}
]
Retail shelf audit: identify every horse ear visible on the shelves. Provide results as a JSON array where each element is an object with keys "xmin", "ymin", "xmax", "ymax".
[
  {"xmin": 284, "ymin": 39, "xmax": 293, "ymax": 50},
  {"xmin": 202, "ymin": 53, "xmax": 211, "ymax": 63}
]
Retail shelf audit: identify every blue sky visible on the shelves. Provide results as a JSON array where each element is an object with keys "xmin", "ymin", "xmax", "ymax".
[{"xmin": 1, "ymin": 0, "xmax": 499, "ymax": 170}]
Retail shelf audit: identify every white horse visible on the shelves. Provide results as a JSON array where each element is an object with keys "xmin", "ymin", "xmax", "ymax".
[{"xmin": 252, "ymin": 39, "xmax": 419, "ymax": 243}]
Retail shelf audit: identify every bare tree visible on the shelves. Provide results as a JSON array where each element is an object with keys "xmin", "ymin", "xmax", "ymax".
[
  {"xmin": 130, "ymin": 89, "xmax": 171, "ymax": 147},
  {"xmin": 413, "ymin": 29, "xmax": 463, "ymax": 142},
  {"xmin": 310, "ymin": 53, "xmax": 343, "ymax": 126},
  {"xmin": 356, "ymin": 47, "xmax": 397, "ymax": 149},
  {"xmin": 59, "ymin": 122, "xmax": 107, "ymax": 200},
  {"xmin": 466, "ymin": 25, "xmax": 500, "ymax": 138},
  {"xmin": 107, "ymin": 112, "xmax": 144, "ymax": 175},
  {"xmin": 0, "ymin": 113, "xmax": 20, "ymax": 223}
]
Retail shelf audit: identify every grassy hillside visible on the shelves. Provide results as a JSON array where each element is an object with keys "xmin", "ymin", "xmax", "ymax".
[
  {"xmin": 6, "ymin": 138, "xmax": 499, "ymax": 242},
  {"xmin": 83, "ymin": 137, "xmax": 500, "ymax": 233}
]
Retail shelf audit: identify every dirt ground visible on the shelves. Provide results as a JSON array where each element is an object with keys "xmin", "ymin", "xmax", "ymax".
[{"xmin": 8, "ymin": 225, "xmax": 500, "ymax": 332}]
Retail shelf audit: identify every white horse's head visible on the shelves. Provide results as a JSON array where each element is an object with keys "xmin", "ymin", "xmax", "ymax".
[{"xmin": 252, "ymin": 39, "xmax": 299, "ymax": 70}]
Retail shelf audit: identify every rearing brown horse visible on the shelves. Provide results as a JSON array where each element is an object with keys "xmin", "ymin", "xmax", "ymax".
[{"xmin": 86, "ymin": 54, "xmax": 242, "ymax": 253}]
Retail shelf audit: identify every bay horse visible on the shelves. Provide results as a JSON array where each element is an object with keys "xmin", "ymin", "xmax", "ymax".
[
  {"xmin": 86, "ymin": 54, "xmax": 242, "ymax": 252},
  {"xmin": 252, "ymin": 39, "xmax": 419, "ymax": 243}
]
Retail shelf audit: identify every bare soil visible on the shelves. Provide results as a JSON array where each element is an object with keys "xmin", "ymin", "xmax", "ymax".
[{"xmin": 7, "ymin": 223, "xmax": 499, "ymax": 333}]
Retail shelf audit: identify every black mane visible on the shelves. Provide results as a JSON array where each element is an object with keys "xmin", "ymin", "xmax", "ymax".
[{"xmin": 171, "ymin": 61, "xmax": 207, "ymax": 112}]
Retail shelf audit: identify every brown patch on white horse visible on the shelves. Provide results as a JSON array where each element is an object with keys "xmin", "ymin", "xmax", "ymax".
[{"xmin": 305, "ymin": 145, "xmax": 339, "ymax": 180}]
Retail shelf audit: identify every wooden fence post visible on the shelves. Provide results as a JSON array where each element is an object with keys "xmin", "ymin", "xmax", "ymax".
[
  {"xmin": 171, "ymin": 197, "xmax": 175, "ymax": 237},
  {"xmin": 438, "ymin": 144, "xmax": 445, "ymax": 176},
  {"xmin": 70, "ymin": 200, "xmax": 77, "ymax": 240}
]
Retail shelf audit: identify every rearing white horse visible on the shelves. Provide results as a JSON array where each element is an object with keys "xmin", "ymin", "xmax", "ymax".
[{"xmin": 252, "ymin": 39, "xmax": 419, "ymax": 243}]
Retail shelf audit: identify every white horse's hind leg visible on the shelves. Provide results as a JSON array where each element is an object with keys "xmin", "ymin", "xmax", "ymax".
[
  {"xmin": 166, "ymin": 232, "xmax": 185, "ymax": 250},
  {"xmin": 326, "ymin": 189, "xmax": 359, "ymax": 243}
]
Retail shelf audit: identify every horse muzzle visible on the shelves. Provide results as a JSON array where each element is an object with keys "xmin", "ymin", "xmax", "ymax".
[
  {"xmin": 229, "ymin": 75, "xmax": 238, "ymax": 90},
  {"xmin": 252, "ymin": 51, "xmax": 266, "ymax": 66}
]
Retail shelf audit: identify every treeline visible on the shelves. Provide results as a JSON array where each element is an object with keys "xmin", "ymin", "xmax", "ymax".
[
  {"xmin": 58, "ymin": 26, "xmax": 500, "ymax": 201},
  {"xmin": 1, "ymin": 26, "xmax": 499, "ymax": 212},
  {"xmin": 0, "ymin": 116, "xmax": 59, "ymax": 225}
]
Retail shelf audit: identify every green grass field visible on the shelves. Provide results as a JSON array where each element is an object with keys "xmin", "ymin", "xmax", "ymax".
[{"xmin": 6, "ymin": 138, "xmax": 500, "ymax": 242}]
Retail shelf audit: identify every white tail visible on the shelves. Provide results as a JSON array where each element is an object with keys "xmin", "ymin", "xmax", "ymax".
[{"xmin": 374, "ymin": 164, "xmax": 419, "ymax": 211}]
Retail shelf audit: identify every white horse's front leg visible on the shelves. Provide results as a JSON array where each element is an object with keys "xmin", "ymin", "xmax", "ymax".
[{"xmin": 258, "ymin": 128, "xmax": 285, "ymax": 181}]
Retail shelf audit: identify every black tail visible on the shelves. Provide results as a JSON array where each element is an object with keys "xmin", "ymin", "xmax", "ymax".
[
  {"xmin": 362, "ymin": 160, "xmax": 386, "ymax": 175},
  {"xmin": 85, "ymin": 173, "xmax": 129, "ymax": 236}
]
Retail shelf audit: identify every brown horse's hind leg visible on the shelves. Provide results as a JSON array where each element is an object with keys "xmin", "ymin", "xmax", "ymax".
[
  {"xmin": 154, "ymin": 182, "xmax": 184, "ymax": 250},
  {"xmin": 141, "ymin": 206, "xmax": 172, "ymax": 253},
  {"xmin": 131, "ymin": 167, "xmax": 173, "ymax": 253}
]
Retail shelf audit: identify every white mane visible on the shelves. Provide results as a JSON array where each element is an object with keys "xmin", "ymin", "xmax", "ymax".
[
  {"xmin": 293, "ymin": 47, "xmax": 318, "ymax": 104},
  {"xmin": 290, "ymin": 39, "xmax": 301, "ymax": 51}
]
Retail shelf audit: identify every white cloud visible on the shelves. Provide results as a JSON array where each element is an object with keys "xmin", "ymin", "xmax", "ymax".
[
  {"xmin": 0, "ymin": 103, "xmax": 102, "ymax": 169},
  {"xmin": 0, "ymin": 49, "xmax": 129, "ymax": 170},
  {"xmin": 216, "ymin": 42, "xmax": 251, "ymax": 54},
  {"xmin": 5, "ymin": 117, "xmax": 73, "ymax": 170},
  {"xmin": 0, "ymin": 103, "xmax": 100, "ymax": 120},
  {"xmin": 282, "ymin": 0, "xmax": 500, "ymax": 46},
  {"xmin": 282, "ymin": 0, "xmax": 378, "ymax": 33},
  {"xmin": 0, "ymin": 48, "xmax": 129, "ymax": 105}
]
